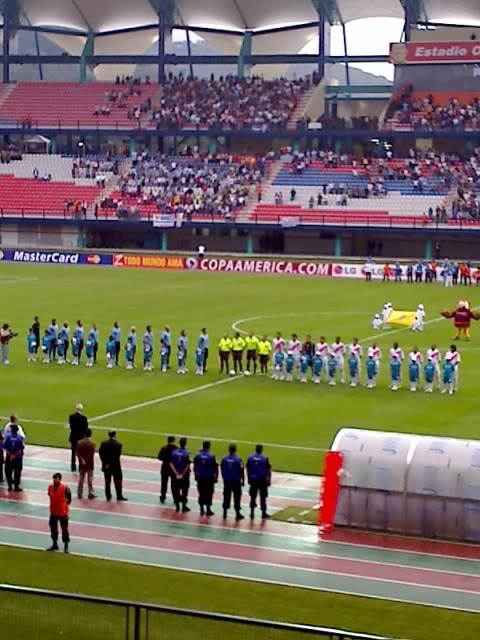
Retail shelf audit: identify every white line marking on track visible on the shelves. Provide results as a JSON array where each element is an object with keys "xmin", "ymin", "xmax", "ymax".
[
  {"xmin": 90, "ymin": 376, "xmax": 242, "ymax": 422},
  {"xmin": 0, "ymin": 416, "xmax": 326, "ymax": 452}
]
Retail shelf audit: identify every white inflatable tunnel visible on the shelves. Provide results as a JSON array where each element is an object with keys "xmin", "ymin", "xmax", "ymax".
[{"xmin": 331, "ymin": 428, "xmax": 480, "ymax": 542}]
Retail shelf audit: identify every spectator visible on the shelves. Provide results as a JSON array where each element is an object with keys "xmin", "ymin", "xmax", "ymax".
[
  {"xmin": 99, "ymin": 431, "xmax": 128, "ymax": 502},
  {"xmin": 157, "ymin": 436, "xmax": 177, "ymax": 503},
  {"xmin": 3, "ymin": 416, "xmax": 26, "ymax": 440},
  {"xmin": 68, "ymin": 403, "xmax": 88, "ymax": 472},
  {"xmin": 4, "ymin": 424, "xmax": 24, "ymax": 492},
  {"xmin": 76, "ymin": 428, "xmax": 96, "ymax": 500}
]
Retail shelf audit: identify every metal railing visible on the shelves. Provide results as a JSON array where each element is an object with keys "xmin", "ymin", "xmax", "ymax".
[{"xmin": 0, "ymin": 584, "xmax": 396, "ymax": 640}]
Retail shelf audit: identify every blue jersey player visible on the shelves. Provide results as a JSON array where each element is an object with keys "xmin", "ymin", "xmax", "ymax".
[
  {"xmin": 273, "ymin": 350, "xmax": 285, "ymax": 381},
  {"xmin": 285, "ymin": 351, "xmax": 295, "ymax": 382},
  {"xmin": 106, "ymin": 336, "xmax": 116, "ymax": 369},
  {"xmin": 442, "ymin": 359, "xmax": 455, "ymax": 395},
  {"xmin": 390, "ymin": 356, "xmax": 401, "ymax": 391},
  {"xmin": 125, "ymin": 337, "xmax": 134, "ymax": 370},
  {"xmin": 27, "ymin": 329, "xmax": 37, "ymax": 362},
  {"xmin": 56, "ymin": 332, "xmax": 66, "ymax": 365},
  {"xmin": 143, "ymin": 337, "xmax": 153, "ymax": 372},
  {"xmin": 71, "ymin": 336, "xmax": 79, "ymax": 366},
  {"xmin": 328, "ymin": 354, "xmax": 337, "ymax": 386},
  {"xmin": 85, "ymin": 337, "xmax": 95, "ymax": 368},
  {"xmin": 299, "ymin": 354, "xmax": 309, "ymax": 383},
  {"xmin": 312, "ymin": 352, "xmax": 322, "ymax": 384},
  {"xmin": 366, "ymin": 355, "xmax": 377, "ymax": 389},
  {"xmin": 424, "ymin": 359, "xmax": 435, "ymax": 393},
  {"xmin": 195, "ymin": 348, "xmax": 204, "ymax": 376},
  {"xmin": 160, "ymin": 345, "xmax": 168, "ymax": 373},
  {"xmin": 41, "ymin": 330, "xmax": 51, "ymax": 364},
  {"xmin": 409, "ymin": 360, "xmax": 420, "ymax": 392},
  {"xmin": 348, "ymin": 355, "xmax": 359, "ymax": 388}
]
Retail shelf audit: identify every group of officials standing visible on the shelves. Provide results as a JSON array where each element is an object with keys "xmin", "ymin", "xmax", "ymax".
[
  {"xmin": 46, "ymin": 405, "xmax": 273, "ymax": 553},
  {"xmin": 158, "ymin": 437, "xmax": 272, "ymax": 520}
]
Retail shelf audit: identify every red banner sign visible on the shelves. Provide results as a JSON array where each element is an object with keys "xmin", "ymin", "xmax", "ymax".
[
  {"xmin": 390, "ymin": 41, "xmax": 480, "ymax": 65},
  {"xmin": 113, "ymin": 254, "xmax": 186, "ymax": 270},
  {"xmin": 190, "ymin": 258, "xmax": 332, "ymax": 277},
  {"xmin": 318, "ymin": 451, "xmax": 344, "ymax": 535}
]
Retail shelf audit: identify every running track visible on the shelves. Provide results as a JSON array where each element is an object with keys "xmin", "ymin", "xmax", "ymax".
[{"xmin": 0, "ymin": 446, "xmax": 480, "ymax": 612}]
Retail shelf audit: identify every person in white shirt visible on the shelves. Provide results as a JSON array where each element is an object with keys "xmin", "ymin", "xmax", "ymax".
[
  {"xmin": 3, "ymin": 415, "xmax": 26, "ymax": 440},
  {"xmin": 349, "ymin": 338, "xmax": 362, "ymax": 362},
  {"xmin": 364, "ymin": 260, "xmax": 373, "ymax": 282},
  {"xmin": 444, "ymin": 345, "xmax": 461, "ymax": 391},
  {"xmin": 426, "ymin": 344, "xmax": 441, "ymax": 386},
  {"xmin": 372, "ymin": 314, "xmax": 383, "ymax": 331},
  {"xmin": 272, "ymin": 332, "xmax": 285, "ymax": 354},
  {"xmin": 409, "ymin": 347, "xmax": 423, "ymax": 365},
  {"xmin": 368, "ymin": 343, "xmax": 382, "ymax": 379},
  {"xmin": 389, "ymin": 342, "xmax": 404, "ymax": 365},
  {"xmin": 316, "ymin": 337, "xmax": 329, "ymax": 380},
  {"xmin": 331, "ymin": 337, "xmax": 345, "ymax": 383},
  {"xmin": 288, "ymin": 334, "xmax": 302, "ymax": 367},
  {"xmin": 412, "ymin": 304, "xmax": 425, "ymax": 332},
  {"xmin": 197, "ymin": 244, "xmax": 206, "ymax": 259},
  {"xmin": 382, "ymin": 303, "xmax": 393, "ymax": 328}
]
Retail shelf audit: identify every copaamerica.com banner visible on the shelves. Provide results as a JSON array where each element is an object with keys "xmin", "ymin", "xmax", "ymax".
[{"xmin": 187, "ymin": 257, "xmax": 333, "ymax": 277}]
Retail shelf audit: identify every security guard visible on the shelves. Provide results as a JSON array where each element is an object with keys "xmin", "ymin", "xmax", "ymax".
[
  {"xmin": 99, "ymin": 431, "xmax": 128, "ymax": 502},
  {"xmin": 170, "ymin": 437, "xmax": 191, "ymax": 513},
  {"xmin": 220, "ymin": 443, "xmax": 245, "ymax": 521},
  {"xmin": 193, "ymin": 441, "xmax": 218, "ymax": 516},
  {"xmin": 47, "ymin": 472, "xmax": 72, "ymax": 553},
  {"xmin": 157, "ymin": 436, "xmax": 177, "ymax": 503},
  {"xmin": 231, "ymin": 332, "xmax": 245, "ymax": 375},
  {"xmin": 258, "ymin": 335, "xmax": 272, "ymax": 375},
  {"xmin": 244, "ymin": 331, "xmax": 260, "ymax": 375},
  {"xmin": 218, "ymin": 334, "xmax": 232, "ymax": 374},
  {"xmin": 246, "ymin": 444, "xmax": 272, "ymax": 520}
]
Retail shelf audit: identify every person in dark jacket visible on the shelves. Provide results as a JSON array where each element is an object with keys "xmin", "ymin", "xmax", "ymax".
[
  {"xmin": 68, "ymin": 403, "xmax": 88, "ymax": 472},
  {"xmin": 99, "ymin": 431, "xmax": 127, "ymax": 502},
  {"xmin": 157, "ymin": 436, "xmax": 176, "ymax": 503}
]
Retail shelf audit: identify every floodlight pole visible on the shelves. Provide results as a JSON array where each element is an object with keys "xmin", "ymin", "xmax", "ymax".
[
  {"xmin": 2, "ymin": 10, "xmax": 10, "ymax": 83},
  {"xmin": 317, "ymin": 7, "xmax": 326, "ymax": 81},
  {"xmin": 158, "ymin": 15, "xmax": 166, "ymax": 83},
  {"xmin": 186, "ymin": 28, "xmax": 194, "ymax": 79}
]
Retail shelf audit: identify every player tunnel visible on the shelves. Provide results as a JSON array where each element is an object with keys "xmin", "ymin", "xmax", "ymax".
[{"xmin": 330, "ymin": 428, "xmax": 480, "ymax": 543}]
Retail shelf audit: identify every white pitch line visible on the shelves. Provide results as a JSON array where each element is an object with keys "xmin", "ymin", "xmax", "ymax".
[
  {"xmin": 232, "ymin": 311, "xmax": 369, "ymax": 336},
  {"xmin": 90, "ymin": 376, "xmax": 242, "ymax": 421},
  {"xmin": 0, "ymin": 415, "xmax": 326, "ymax": 453}
]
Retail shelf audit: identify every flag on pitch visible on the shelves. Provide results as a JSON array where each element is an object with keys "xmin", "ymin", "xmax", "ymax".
[{"xmin": 388, "ymin": 310, "xmax": 416, "ymax": 328}]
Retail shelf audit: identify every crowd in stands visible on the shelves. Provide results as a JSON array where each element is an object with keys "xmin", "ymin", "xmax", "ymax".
[
  {"xmin": 0, "ymin": 146, "xmax": 22, "ymax": 163},
  {"xmin": 94, "ymin": 76, "xmax": 152, "ymax": 121},
  {"xmin": 387, "ymin": 83, "xmax": 480, "ymax": 130},
  {"xmin": 103, "ymin": 152, "xmax": 269, "ymax": 219},
  {"xmin": 147, "ymin": 74, "xmax": 317, "ymax": 131},
  {"xmin": 71, "ymin": 157, "xmax": 120, "ymax": 183}
]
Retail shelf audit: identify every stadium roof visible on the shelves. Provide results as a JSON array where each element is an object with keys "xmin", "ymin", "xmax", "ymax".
[{"xmin": 17, "ymin": 0, "xmax": 480, "ymax": 35}]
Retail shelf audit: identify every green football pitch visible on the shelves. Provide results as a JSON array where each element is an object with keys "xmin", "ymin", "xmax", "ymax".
[{"xmin": 0, "ymin": 261, "xmax": 478, "ymax": 474}]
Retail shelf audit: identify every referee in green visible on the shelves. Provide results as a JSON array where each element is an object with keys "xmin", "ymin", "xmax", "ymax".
[
  {"xmin": 231, "ymin": 332, "xmax": 245, "ymax": 375},
  {"xmin": 244, "ymin": 331, "xmax": 259, "ymax": 375}
]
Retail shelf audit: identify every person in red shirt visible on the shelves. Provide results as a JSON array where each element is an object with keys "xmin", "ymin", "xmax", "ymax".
[{"xmin": 47, "ymin": 473, "xmax": 72, "ymax": 553}]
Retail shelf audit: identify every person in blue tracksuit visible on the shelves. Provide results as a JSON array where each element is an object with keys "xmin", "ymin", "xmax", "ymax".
[
  {"xmin": 160, "ymin": 345, "xmax": 169, "ymax": 373},
  {"xmin": 125, "ymin": 336, "xmax": 134, "ymax": 370},
  {"xmin": 365, "ymin": 355, "xmax": 377, "ymax": 389},
  {"xmin": 285, "ymin": 351, "xmax": 294, "ymax": 382},
  {"xmin": 220, "ymin": 443, "xmax": 245, "ymax": 520},
  {"xmin": 390, "ymin": 355, "xmax": 402, "ymax": 391},
  {"xmin": 195, "ymin": 348, "xmax": 204, "ymax": 375},
  {"xmin": 312, "ymin": 352, "xmax": 322, "ymax": 384},
  {"xmin": 409, "ymin": 360, "xmax": 420, "ymax": 392},
  {"xmin": 193, "ymin": 441, "xmax": 218, "ymax": 516},
  {"xmin": 27, "ymin": 329, "xmax": 37, "ymax": 362},
  {"xmin": 42, "ymin": 330, "xmax": 51, "ymax": 363},
  {"xmin": 246, "ymin": 445, "xmax": 272, "ymax": 520},
  {"xmin": 348, "ymin": 355, "xmax": 359, "ymax": 388},
  {"xmin": 328, "ymin": 353, "xmax": 337, "ymax": 386},
  {"xmin": 299, "ymin": 354, "xmax": 309, "ymax": 383},
  {"xmin": 106, "ymin": 335, "xmax": 116, "ymax": 369},
  {"xmin": 273, "ymin": 349, "xmax": 285, "ymax": 381},
  {"xmin": 169, "ymin": 437, "xmax": 191, "ymax": 513},
  {"xmin": 56, "ymin": 331, "xmax": 66, "ymax": 365},
  {"xmin": 85, "ymin": 336, "xmax": 95, "ymax": 367}
]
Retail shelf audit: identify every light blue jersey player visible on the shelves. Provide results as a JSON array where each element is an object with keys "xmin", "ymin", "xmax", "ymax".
[
  {"xmin": 27, "ymin": 329, "xmax": 37, "ymax": 362},
  {"xmin": 71, "ymin": 336, "xmax": 79, "ymax": 366},
  {"xmin": 195, "ymin": 347, "xmax": 204, "ymax": 375},
  {"xmin": 328, "ymin": 354, "xmax": 337, "ymax": 386},
  {"xmin": 125, "ymin": 337, "xmax": 134, "ymax": 370},
  {"xmin": 285, "ymin": 351, "xmax": 295, "ymax": 382},
  {"xmin": 365, "ymin": 355, "xmax": 377, "ymax": 389},
  {"xmin": 441, "ymin": 359, "xmax": 455, "ymax": 395},
  {"xmin": 409, "ymin": 360, "xmax": 420, "ymax": 392},
  {"xmin": 160, "ymin": 345, "xmax": 168, "ymax": 373},
  {"xmin": 424, "ymin": 359, "xmax": 435, "ymax": 393},
  {"xmin": 348, "ymin": 355, "xmax": 359, "ymax": 388},
  {"xmin": 56, "ymin": 333, "xmax": 66, "ymax": 365},
  {"xmin": 143, "ymin": 341, "xmax": 153, "ymax": 372},
  {"xmin": 85, "ymin": 338, "xmax": 95, "ymax": 367},
  {"xmin": 299, "ymin": 354, "xmax": 309, "ymax": 383},
  {"xmin": 390, "ymin": 356, "xmax": 401, "ymax": 391},
  {"xmin": 312, "ymin": 352, "xmax": 322, "ymax": 384},
  {"xmin": 41, "ymin": 331, "xmax": 51, "ymax": 363},
  {"xmin": 273, "ymin": 350, "xmax": 285, "ymax": 381},
  {"xmin": 106, "ymin": 336, "xmax": 116, "ymax": 369}
]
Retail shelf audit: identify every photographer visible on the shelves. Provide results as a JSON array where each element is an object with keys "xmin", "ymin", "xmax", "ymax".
[{"xmin": 0, "ymin": 324, "xmax": 17, "ymax": 365}]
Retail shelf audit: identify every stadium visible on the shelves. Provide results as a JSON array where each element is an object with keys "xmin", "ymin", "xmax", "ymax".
[{"xmin": 1, "ymin": 0, "xmax": 480, "ymax": 638}]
